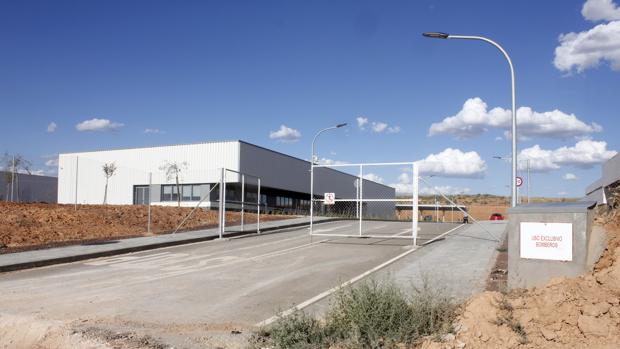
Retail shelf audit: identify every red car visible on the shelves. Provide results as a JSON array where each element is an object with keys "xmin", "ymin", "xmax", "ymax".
[{"xmin": 490, "ymin": 213, "xmax": 505, "ymax": 221}]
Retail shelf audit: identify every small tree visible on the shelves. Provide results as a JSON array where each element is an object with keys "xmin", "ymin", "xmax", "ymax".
[
  {"xmin": 102, "ymin": 162, "xmax": 118, "ymax": 204},
  {"xmin": 1, "ymin": 153, "xmax": 32, "ymax": 202},
  {"xmin": 159, "ymin": 161, "xmax": 188, "ymax": 207}
]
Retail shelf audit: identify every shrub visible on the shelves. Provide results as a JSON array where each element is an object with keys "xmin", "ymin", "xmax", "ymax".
[{"xmin": 250, "ymin": 279, "xmax": 457, "ymax": 349}]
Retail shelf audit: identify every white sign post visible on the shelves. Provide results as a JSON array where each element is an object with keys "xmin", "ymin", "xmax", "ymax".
[
  {"xmin": 324, "ymin": 192, "xmax": 335, "ymax": 205},
  {"xmin": 520, "ymin": 222, "xmax": 572, "ymax": 261}
]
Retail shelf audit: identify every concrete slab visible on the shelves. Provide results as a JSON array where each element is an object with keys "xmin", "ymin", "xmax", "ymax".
[{"xmin": 0, "ymin": 216, "xmax": 334, "ymax": 272}]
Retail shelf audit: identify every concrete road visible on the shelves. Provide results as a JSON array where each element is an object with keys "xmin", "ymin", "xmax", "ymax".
[{"xmin": 0, "ymin": 220, "xmax": 463, "ymax": 347}]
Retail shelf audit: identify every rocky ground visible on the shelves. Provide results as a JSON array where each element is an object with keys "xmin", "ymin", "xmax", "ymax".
[
  {"xmin": 421, "ymin": 201, "xmax": 620, "ymax": 349},
  {"xmin": 0, "ymin": 202, "xmax": 291, "ymax": 252}
]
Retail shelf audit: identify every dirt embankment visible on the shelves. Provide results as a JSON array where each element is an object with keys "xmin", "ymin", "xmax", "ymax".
[
  {"xmin": 0, "ymin": 202, "xmax": 290, "ymax": 251},
  {"xmin": 422, "ymin": 207, "xmax": 620, "ymax": 349}
]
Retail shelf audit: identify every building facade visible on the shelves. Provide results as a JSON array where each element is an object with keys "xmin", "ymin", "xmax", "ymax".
[
  {"xmin": 1, "ymin": 171, "xmax": 57, "ymax": 203},
  {"xmin": 57, "ymin": 141, "xmax": 395, "ymax": 217}
]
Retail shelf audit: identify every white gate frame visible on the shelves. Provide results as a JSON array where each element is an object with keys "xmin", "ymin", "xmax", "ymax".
[
  {"xmin": 310, "ymin": 161, "xmax": 419, "ymax": 245},
  {"xmin": 219, "ymin": 168, "xmax": 261, "ymax": 238}
]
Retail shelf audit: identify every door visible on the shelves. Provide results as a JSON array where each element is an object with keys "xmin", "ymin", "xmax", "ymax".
[{"xmin": 133, "ymin": 186, "xmax": 150, "ymax": 205}]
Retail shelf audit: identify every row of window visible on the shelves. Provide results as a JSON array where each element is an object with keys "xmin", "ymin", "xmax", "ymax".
[{"xmin": 161, "ymin": 184, "xmax": 208, "ymax": 202}]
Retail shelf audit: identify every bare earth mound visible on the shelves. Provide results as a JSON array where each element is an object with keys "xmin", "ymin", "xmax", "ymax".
[
  {"xmin": 0, "ymin": 202, "xmax": 291, "ymax": 251},
  {"xmin": 421, "ymin": 210, "xmax": 620, "ymax": 349}
]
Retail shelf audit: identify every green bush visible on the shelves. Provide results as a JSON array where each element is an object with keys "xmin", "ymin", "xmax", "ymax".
[{"xmin": 250, "ymin": 279, "xmax": 457, "ymax": 349}]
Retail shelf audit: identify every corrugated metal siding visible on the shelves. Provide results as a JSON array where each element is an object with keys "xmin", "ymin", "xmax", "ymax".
[
  {"xmin": 0, "ymin": 172, "xmax": 57, "ymax": 203},
  {"xmin": 58, "ymin": 141, "xmax": 239, "ymax": 205}
]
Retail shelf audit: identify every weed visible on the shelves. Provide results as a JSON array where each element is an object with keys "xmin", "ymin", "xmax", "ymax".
[{"xmin": 492, "ymin": 294, "xmax": 528, "ymax": 344}]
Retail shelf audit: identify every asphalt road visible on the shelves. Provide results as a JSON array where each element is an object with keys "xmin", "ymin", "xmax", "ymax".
[{"xmin": 0, "ymin": 220, "xmax": 462, "ymax": 347}]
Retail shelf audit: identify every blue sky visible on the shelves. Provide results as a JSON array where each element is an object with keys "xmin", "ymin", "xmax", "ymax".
[{"xmin": 1, "ymin": 0, "xmax": 619, "ymax": 197}]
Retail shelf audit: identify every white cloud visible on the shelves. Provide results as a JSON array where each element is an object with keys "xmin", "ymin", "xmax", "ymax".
[
  {"xmin": 269, "ymin": 124, "xmax": 302, "ymax": 143},
  {"xmin": 582, "ymin": 0, "xmax": 620, "ymax": 21},
  {"xmin": 372, "ymin": 122, "xmax": 388, "ymax": 133},
  {"xmin": 76, "ymin": 118, "xmax": 124, "ymax": 132},
  {"xmin": 418, "ymin": 148, "xmax": 487, "ymax": 178},
  {"xmin": 563, "ymin": 173, "xmax": 578, "ymax": 180},
  {"xmin": 520, "ymin": 139, "xmax": 616, "ymax": 172},
  {"xmin": 144, "ymin": 128, "xmax": 165, "ymax": 134},
  {"xmin": 356, "ymin": 116, "xmax": 369, "ymax": 129},
  {"xmin": 429, "ymin": 97, "xmax": 602, "ymax": 140},
  {"xmin": 389, "ymin": 172, "xmax": 471, "ymax": 195},
  {"xmin": 45, "ymin": 158, "xmax": 58, "ymax": 167},
  {"xmin": 357, "ymin": 116, "xmax": 400, "ymax": 134},
  {"xmin": 554, "ymin": 20, "xmax": 620, "ymax": 72},
  {"xmin": 47, "ymin": 122, "xmax": 57, "ymax": 133},
  {"xmin": 362, "ymin": 173, "xmax": 384, "ymax": 184},
  {"xmin": 557, "ymin": 191, "xmax": 569, "ymax": 196},
  {"xmin": 495, "ymin": 136, "xmax": 503, "ymax": 141},
  {"xmin": 316, "ymin": 157, "xmax": 347, "ymax": 166},
  {"xmin": 420, "ymin": 186, "xmax": 471, "ymax": 196}
]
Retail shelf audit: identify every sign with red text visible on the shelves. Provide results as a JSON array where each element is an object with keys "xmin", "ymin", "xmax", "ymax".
[
  {"xmin": 324, "ymin": 192, "xmax": 335, "ymax": 205},
  {"xmin": 520, "ymin": 222, "xmax": 572, "ymax": 261}
]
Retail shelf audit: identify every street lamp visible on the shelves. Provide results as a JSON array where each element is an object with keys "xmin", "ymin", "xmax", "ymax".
[
  {"xmin": 310, "ymin": 123, "xmax": 348, "ymax": 233},
  {"xmin": 423, "ymin": 32, "xmax": 518, "ymax": 207},
  {"xmin": 494, "ymin": 156, "xmax": 530, "ymax": 204}
]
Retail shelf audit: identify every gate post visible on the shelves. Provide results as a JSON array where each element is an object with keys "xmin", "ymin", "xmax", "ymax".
[
  {"xmin": 412, "ymin": 163, "xmax": 419, "ymax": 246},
  {"xmin": 359, "ymin": 164, "xmax": 363, "ymax": 237}
]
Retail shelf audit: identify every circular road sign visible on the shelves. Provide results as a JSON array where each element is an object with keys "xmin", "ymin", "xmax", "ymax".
[{"xmin": 516, "ymin": 176, "xmax": 523, "ymax": 187}]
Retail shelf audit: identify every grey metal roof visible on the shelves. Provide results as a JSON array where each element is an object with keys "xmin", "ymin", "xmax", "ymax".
[{"xmin": 508, "ymin": 201, "xmax": 596, "ymax": 214}]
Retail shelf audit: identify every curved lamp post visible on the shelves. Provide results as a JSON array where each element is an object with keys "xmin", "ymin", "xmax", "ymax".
[
  {"xmin": 310, "ymin": 123, "xmax": 347, "ymax": 233},
  {"xmin": 423, "ymin": 32, "xmax": 518, "ymax": 207}
]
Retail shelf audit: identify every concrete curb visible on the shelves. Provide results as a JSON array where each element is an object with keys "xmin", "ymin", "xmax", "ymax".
[{"xmin": 0, "ymin": 219, "xmax": 339, "ymax": 273}]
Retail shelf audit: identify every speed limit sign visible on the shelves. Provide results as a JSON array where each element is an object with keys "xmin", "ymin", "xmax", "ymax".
[{"xmin": 516, "ymin": 176, "xmax": 523, "ymax": 187}]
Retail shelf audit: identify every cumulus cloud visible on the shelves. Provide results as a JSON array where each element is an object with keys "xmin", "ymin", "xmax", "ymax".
[
  {"xmin": 144, "ymin": 128, "xmax": 165, "ymax": 134},
  {"xmin": 563, "ymin": 173, "xmax": 578, "ymax": 180},
  {"xmin": 357, "ymin": 116, "xmax": 400, "ymax": 134},
  {"xmin": 520, "ymin": 139, "xmax": 616, "ymax": 172},
  {"xmin": 76, "ymin": 118, "xmax": 124, "ymax": 132},
  {"xmin": 582, "ymin": 0, "xmax": 620, "ymax": 21},
  {"xmin": 429, "ymin": 97, "xmax": 602, "ymax": 140},
  {"xmin": 316, "ymin": 157, "xmax": 347, "ymax": 166},
  {"xmin": 47, "ymin": 122, "xmax": 57, "ymax": 133},
  {"xmin": 554, "ymin": 20, "xmax": 620, "ymax": 72},
  {"xmin": 420, "ymin": 186, "xmax": 471, "ymax": 196},
  {"xmin": 418, "ymin": 148, "xmax": 487, "ymax": 178},
  {"xmin": 362, "ymin": 173, "xmax": 384, "ymax": 184},
  {"xmin": 45, "ymin": 158, "xmax": 59, "ymax": 167},
  {"xmin": 269, "ymin": 124, "xmax": 302, "ymax": 143},
  {"xmin": 388, "ymin": 172, "xmax": 471, "ymax": 195},
  {"xmin": 356, "ymin": 116, "xmax": 369, "ymax": 129}
]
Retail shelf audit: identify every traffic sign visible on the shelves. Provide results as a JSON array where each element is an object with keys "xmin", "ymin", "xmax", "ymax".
[
  {"xmin": 516, "ymin": 176, "xmax": 523, "ymax": 187},
  {"xmin": 324, "ymin": 192, "xmax": 335, "ymax": 205}
]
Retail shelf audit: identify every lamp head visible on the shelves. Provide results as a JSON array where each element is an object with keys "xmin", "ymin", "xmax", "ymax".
[
  {"xmin": 422, "ymin": 32, "xmax": 449, "ymax": 39},
  {"xmin": 336, "ymin": 123, "xmax": 348, "ymax": 128}
]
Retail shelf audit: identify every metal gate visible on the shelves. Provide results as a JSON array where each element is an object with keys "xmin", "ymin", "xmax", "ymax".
[{"xmin": 310, "ymin": 161, "xmax": 420, "ymax": 245}]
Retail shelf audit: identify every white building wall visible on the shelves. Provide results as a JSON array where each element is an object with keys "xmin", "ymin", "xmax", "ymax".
[{"xmin": 58, "ymin": 141, "xmax": 240, "ymax": 205}]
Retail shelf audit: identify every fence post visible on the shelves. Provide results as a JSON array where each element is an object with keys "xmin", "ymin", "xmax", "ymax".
[
  {"xmin": 412, "ymin": 163, "xmax": 419, "ymax": 246},
  {"xmin": 74, "ymin": 156, "xmax": 79, "ymax": 211},
  {"xmin": 241, "ymin": 174, "xmax": 245, "ymax": 232},
  {"xmin": 219, "ymin": 168, "xmax": 224, "ymax": 239},
  {"xmin": 359, "ymin": 164, "xmax": 363, "ymax": 237},
  {"xmin": 147, "ymin": 172, "xmax": 152, "ymax": 234},
  {"xmin": 257, "ymin": 178, "xmax": 261, "ymax": 233}
]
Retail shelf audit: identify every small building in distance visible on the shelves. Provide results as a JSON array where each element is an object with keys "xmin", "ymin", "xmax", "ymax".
[
  {"xmin": 57, "ymin": 140, "xmax": 395, "ymax": 217},
  {"xmin": 0, "ymin": 171, "xmax": 58, "ymax": 203},
  {"xmin": 585, "ymin": 153, "xmax": 620, "ymax": 205}
]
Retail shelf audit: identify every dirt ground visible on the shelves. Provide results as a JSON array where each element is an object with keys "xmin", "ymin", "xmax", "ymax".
[
  {"xmin": 0, "ymin": 202, "xmax": 291, "ymax": 252},
  {"xmin": 421, "ymin": 204, "xmax": 620, "ymax": 349}
]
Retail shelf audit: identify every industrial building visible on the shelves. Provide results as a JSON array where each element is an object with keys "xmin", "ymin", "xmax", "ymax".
[
  {"xmin": 1, "ymin": 171, "xmax": 57, "ymax": 203},
  {"xmin": 57, "ymin": 140, "xmax": 395, "ymax": 217}
]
